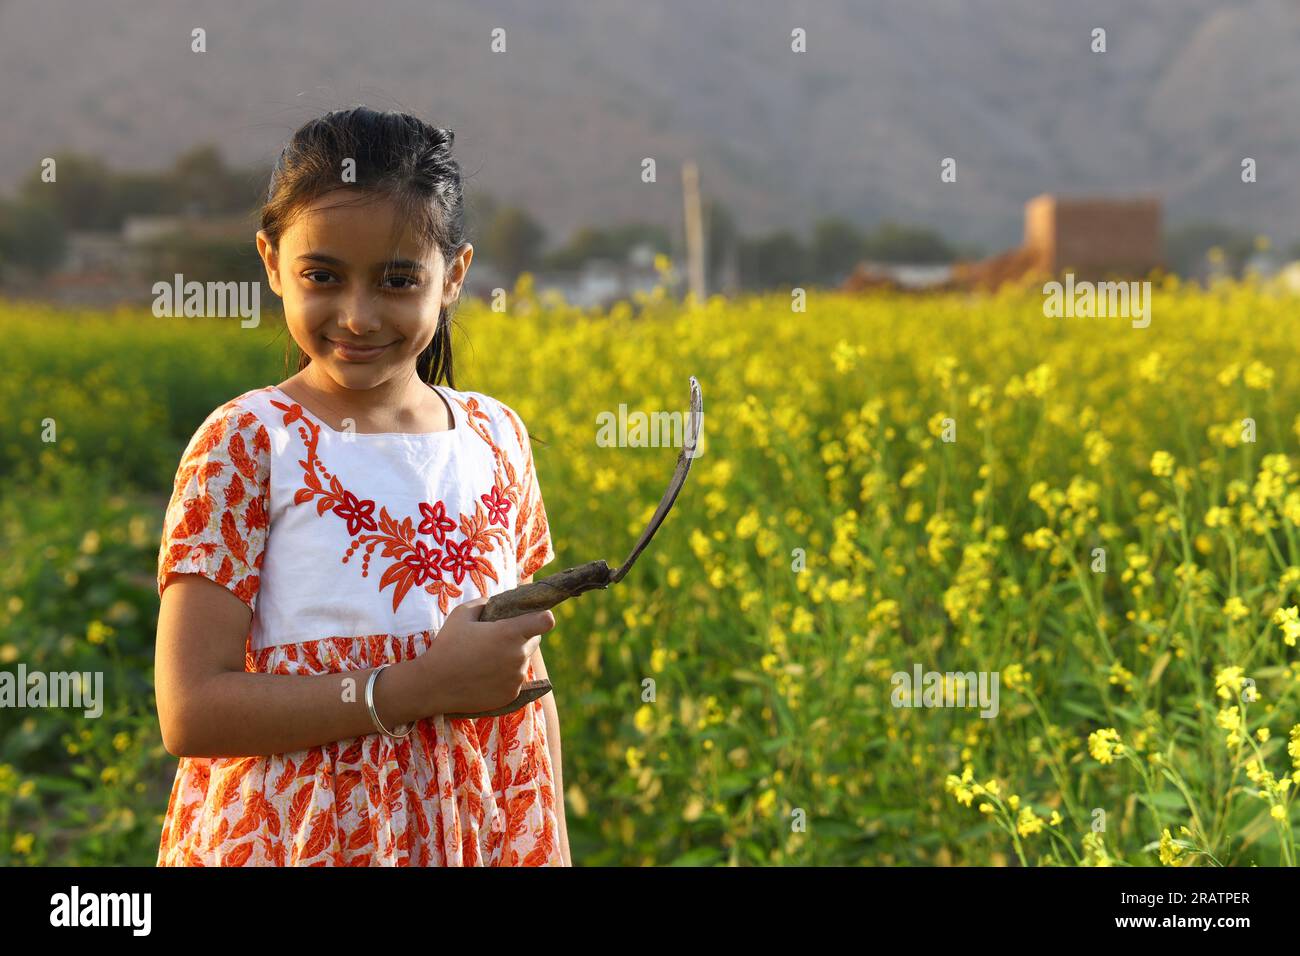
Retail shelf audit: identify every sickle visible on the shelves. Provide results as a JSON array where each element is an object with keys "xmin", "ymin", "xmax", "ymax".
[{"xmin": 445, "ymin": 376, "xmax": 704, "ymax": 719}]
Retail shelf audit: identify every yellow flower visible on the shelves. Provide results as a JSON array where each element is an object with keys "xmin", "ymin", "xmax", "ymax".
[
  {"xmin": 900, "ymin": 462, "xmax": 927, "ymax": 489},
  {"xmin": 1214, "ymin": 666, "xmax": 1248, "ymax": 700},
  {"xmin": 831, "ymin": 340, "xmax": 863, "ymax": 374},
  {"xmin": 1158, "ymin": 828, "xmax": 1185, "ymax": 866},
  {"xmin": 689, "ymin": 528, "xmax": 712, "ymax": 560},
  {"xmin": 790, "ymin": 607, "xmax": 815, "ymax": 634},
  {"xmin": 1107, "ymin": 661, "xmax": 1135, "ymax": 694},
  {"xmin": 1272, "ymin": 606, "xmax": 1300, "ymax": 647},
  {"xmin": 1216, "ymin": 706, "xmax": 1243, "ymax": 747},
  {"xmin": 1137, "ymin": 352, "xmax": 1166, "ymax": 384},
  {"xmin": 1205, "ymin": 506, "xmax": 1232, "ymax": 528},
  {"xmin": 592, "ymin": 467, "xmax": 618, "ymax": 493},
  {"xmin": 1016, "ymin": 806, "xmax": 1044, "ymax": 837},
  {"xmin": 944, "ymin": 766, "xmax": 976, "ymax": 807},
  {"xmin": 1088, "ymin": 728, "xmax": 1123, "ymax": 764},
  {"xmin": 1244, "ymin": 361, "xmax": 1275, "ymax": 391},
  {"xmin": 1222, "ymin": 596, "xmax": 1250, "ymax": 622},
  {"xmin": 633, "ymin": 704, "xmax": 656, "ymax": 734},
  {"xmin": 1001, "ymin": 663, "xmax": 1031, "ymax": 692},
  {"xmin": 1024, "ymin": 363, "xmax": 1056, "ymax": 398},
  {"xmin": 625, "ymin": 746, "xmax": 644, "ymax": 771},
  {"xmin": 735, "ymin": 509, "xmax": 761, "ymax": 540},
  {"xmin": 1083, "ymin": 832, "xmax": 1113, "ymax": 867},
  {"xmin": 1150, "ymin": 451, "xmax": 1175, "ymax": 478}
]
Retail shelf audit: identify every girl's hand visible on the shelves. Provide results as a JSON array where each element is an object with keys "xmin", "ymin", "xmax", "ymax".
[{"xmin": 417, "ymin": 597, "xmax": 556, "ymax": 716}]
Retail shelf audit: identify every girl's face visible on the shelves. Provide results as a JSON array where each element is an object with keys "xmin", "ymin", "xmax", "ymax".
[{"xmin": 256, "ymin": 190, "xmax": 472, "ymax": 392}]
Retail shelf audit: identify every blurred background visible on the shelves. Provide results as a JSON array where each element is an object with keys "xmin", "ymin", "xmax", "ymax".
[
  {"xmin": 3, "ymin": 0, "xmax": 1300, "ymax": 305},
  {"xmin": 3, "ymin": 1, "xmax": 1300, "ymax": 867}
]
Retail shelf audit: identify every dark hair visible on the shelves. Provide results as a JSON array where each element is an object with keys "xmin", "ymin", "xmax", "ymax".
[{"xmin": 261, "ymin": 106, "xmax": 466, "ymax": 387}]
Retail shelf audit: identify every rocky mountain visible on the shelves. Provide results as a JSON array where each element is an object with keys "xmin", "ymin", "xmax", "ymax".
[{"xmin": 1, "ymin": 0, "xmax": 1296, "ymax": 248}]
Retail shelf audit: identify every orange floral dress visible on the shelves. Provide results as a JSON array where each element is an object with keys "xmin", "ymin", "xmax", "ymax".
[{"xmin": 155, "ymin": 384, "xmax": 562, "ymax": 866}]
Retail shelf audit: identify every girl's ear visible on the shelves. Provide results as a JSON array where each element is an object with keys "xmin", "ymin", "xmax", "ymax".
[
  {"xmin": 255, "ymin": 230, "xmax": 283, "ymax": 297},
  {"xmin": 441, "ymin": 242, "xmax": 474, "ymax": 308}
]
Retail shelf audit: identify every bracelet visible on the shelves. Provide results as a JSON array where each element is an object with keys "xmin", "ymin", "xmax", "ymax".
[{"xmin": 366, "ymin": 663, "xmax": 414, "ymax": 737}]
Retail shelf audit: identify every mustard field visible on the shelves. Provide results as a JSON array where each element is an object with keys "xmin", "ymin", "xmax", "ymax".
[{"xmin": 3, "ymin": 274, "xmax": 1300, "ymax": 865}]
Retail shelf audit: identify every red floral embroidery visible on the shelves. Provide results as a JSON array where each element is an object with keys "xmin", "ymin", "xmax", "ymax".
[
  {"xmin": 481, "ymin": 485, "xmax": 512, "ymax": 527},
  {"xmin": 334, "ymin": 489, "xmax": 378, "ymax": 536},
  {"xmin": 417, "ymin": 500, "xmax": 456, "ymax": 543},
  {"xmin": 270, "ymin": 395, "xmax": 532, "ymax": 613},
  {"xmin": 403, "ymin": 541, "xmax": 442, "ymax": 586},
  {"xmin": 439, "ymin": 538, "xmax": 473, "ymax": 585}
]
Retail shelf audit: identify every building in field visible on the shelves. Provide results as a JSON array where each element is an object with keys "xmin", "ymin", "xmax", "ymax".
[
  {"xmin": 842, "ymin": 195, "xmax": 1166, "ymax": 293},
  {"xmin": 947, "ymin": 195, "xmax": 1164, "ymax": 290}
]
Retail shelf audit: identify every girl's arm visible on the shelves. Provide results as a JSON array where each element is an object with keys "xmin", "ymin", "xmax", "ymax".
[
  {"xmin": 156, "ymin": 574, "xmax": 440, "ymax": 757},
  {"xmin": 521, "ymin": 573, "xmax": 572, "ymax": 866}
]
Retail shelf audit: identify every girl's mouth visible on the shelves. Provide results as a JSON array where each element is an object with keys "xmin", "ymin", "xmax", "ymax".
[{"xmin": 328, "ymin": 339, "xmax": 392, "ymax": 361}]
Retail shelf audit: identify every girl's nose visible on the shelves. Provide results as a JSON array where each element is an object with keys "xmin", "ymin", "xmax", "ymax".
[{"xmin": 336, "ymin": 293, "xmax": 384, "ymax": 335}]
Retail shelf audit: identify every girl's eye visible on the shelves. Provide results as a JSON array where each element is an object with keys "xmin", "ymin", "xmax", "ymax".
[{"xmin": 301, "ymin": 271, "xmax": 418, "ymax": 290}]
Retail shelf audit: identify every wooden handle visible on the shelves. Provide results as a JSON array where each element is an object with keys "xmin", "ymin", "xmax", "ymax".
[
  {"xmin": 442, "ymin": 560, "xmax": 614, "ymax": 720},
  {"xmin": 479, "ymin": 559, "xmax": 614, "ymax": 621}
]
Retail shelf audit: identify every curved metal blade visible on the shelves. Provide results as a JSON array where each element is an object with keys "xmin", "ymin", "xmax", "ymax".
[{"xmin": 610, "ymin": 376, "xmax": 703, "ymax": 584}]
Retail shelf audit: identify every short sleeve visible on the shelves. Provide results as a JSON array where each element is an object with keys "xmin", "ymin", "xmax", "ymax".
[
  {"xmin": 498, "ymin": 402, "xmax": 555, "ymax": 581},
  {"xmin": 157, "ymin": 403, "xmax": 272, "ymax": 614}
]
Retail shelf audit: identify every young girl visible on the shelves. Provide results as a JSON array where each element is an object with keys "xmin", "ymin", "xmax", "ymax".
[{"xmin": 153, "ymin": 107, "xmax": 570, "ymax": 866}]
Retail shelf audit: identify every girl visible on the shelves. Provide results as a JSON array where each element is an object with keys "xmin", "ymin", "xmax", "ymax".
[{"xmin": 153, "ymin": 106, "xmax": 570, "ymax": 866}]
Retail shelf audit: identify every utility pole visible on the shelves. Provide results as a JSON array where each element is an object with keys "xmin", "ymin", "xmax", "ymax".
[{"xmin": 682, "ymin": 160, "xmax": 707, "ymax": 302}]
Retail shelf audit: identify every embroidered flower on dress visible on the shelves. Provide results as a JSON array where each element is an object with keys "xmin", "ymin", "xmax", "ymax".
[
  {"xmin": 439, "ymin": 538, "xmax": 474, "ymax": 585},
  {"xmin": 402, "ymin": 541, "xmax": 443, "ymax": 586},
  {"xmin": 417, "ymin": 499, "xmax": 457, "ymax": 543},
  {"xmin": 335, "ymin": 489, "xmax": 378, "ymax": 535},
  {"xmin": 481, "ymin": 485, "xmax": 512, "ymax": 526}
]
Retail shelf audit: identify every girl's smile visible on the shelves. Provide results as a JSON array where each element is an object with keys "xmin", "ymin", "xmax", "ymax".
[{"xmin": 327, "ymin": 337, "xmax": 396, "ymax": 361}]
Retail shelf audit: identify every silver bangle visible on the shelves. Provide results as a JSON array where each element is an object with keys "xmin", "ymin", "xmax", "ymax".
[{"xmin": 366, "ymin": 663, "xmax": 414, "ymax": 737}]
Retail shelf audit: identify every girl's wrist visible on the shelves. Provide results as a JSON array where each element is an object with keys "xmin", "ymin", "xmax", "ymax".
[{"xmin": 371, "ymin": 659, "xmax": 439, "ymax": 728}]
